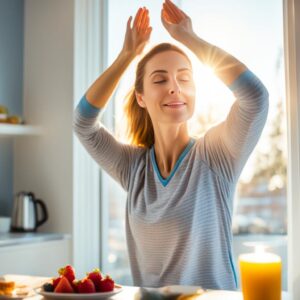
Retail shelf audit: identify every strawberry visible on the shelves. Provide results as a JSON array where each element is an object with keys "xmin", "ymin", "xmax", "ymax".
[
  {"xmin": 87, "ymin": 268, "xmax": 102, "ymax": 292},
  {"xmin": 52, "ymin": 276, "xmax": 62, "ymax": 289},
  {"xmin": 98, "ymin": 275, "xmax": 114, "ymax": 292},
  {"xmin": 72, "ymin": 279, "xmax": 79, "ymax": 293},
  {"xmin": 54, "ymin": 276, "xmax": 74, "ymax": 293},
  {"xmin": 58, "ymin": 265, "xmax": 75, "ymax": 283},
  {"xmin": 77, "ymin": 278, "xmax": 96, "ymax": 294}
]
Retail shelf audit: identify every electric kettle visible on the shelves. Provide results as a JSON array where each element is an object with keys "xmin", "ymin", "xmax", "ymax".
[{"xmin": 11, "ymin": 191, "xmax": 48, "ymax": 232}]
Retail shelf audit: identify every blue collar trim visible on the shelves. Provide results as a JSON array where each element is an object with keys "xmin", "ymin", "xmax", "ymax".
[{"xmin": 150, "ymin": 138, "xmax": 196, "ymax": 187}]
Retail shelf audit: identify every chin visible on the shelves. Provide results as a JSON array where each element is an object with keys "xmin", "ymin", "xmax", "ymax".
[
  {"xmin": 164, "ymin": 114, "xmax": 192, "ymax": 124},
  {"xmin": 154, "ymin": 108, "xmax": 194, "ymax": 124}
]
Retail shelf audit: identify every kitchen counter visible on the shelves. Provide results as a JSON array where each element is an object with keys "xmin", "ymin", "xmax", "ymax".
[
  {"xmin": 0, "ymin": 232, "xmax": 70, "ymax": 247},
  {"xmin": 0, "ymin": 275, "xmax": 292, "ymax": 300}
]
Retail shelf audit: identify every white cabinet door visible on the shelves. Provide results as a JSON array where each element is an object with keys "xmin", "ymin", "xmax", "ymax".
[{"xmin": 0, "ymin": 239, "xmax": 71, "ymax": 277}]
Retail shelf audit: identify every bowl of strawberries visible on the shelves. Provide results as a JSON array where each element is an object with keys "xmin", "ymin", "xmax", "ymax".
[{"xmin": 37, "ymin": 265, "xmax": 122, "ymax": 299}]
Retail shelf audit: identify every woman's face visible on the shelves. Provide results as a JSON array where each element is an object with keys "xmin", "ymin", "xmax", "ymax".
[{"xmin": 136, "ymin": 50, "xmax": 196, "ymax": 125}]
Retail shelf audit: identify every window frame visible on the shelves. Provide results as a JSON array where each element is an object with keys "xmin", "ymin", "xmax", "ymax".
[
  {"xmin": 73, "ymin": 0, "xmax": 108, "ymax": 277},
  {"xmin": 283, "ymin": 0, "xmax": 300, "ymax": 297},
  {"xmin": 73, "ymin": 0, "xmax": 298, "ymax": 296}
]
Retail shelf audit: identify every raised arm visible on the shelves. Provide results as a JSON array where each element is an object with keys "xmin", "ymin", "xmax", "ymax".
[
  {"xmin": 73, "ymin": 8, "xmax": 152, "ymax": 190},
  {"xmin": 86, "ymin": 7, "xmax": 152, "ymax": 108},
  {"xmin": 161, "ymin": 0, "xmax": 269, "ymax": 183},
  {"xmin": 161, "ymin": 0, "xmax": 246, "ymax": 85}
]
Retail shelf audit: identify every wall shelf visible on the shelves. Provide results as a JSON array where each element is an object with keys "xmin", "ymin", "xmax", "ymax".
[{"xmin": 0, "ymin": 124, "xmax": 42, "ymax": 137}]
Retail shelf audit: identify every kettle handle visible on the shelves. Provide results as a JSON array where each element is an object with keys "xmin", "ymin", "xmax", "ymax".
[{"xmin": 34, "ymin": 199, "xmax": 48, "ymax": 228}]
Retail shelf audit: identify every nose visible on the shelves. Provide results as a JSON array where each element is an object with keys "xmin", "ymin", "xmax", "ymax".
[{"xmin": 169, "ymin": 79, "xmax": 181, "ymax": 95}]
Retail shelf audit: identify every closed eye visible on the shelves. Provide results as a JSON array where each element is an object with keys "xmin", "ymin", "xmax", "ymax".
[
  {"xmin": 178, "ymin": 76, "xmax": 191, "ymax": 82},
  {"xmin": 153, "ymin": 80, "xmax": 166, "ymax": 84}
]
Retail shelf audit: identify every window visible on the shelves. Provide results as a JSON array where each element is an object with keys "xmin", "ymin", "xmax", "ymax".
[{"xmin": 102, "ymin": 0, "xmax": 287, "ymax": 289}]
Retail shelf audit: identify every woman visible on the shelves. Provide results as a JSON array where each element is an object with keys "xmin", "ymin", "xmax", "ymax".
[{"xmin": 74, "ymin": 0, "xmax": 269, "ymax": 290}]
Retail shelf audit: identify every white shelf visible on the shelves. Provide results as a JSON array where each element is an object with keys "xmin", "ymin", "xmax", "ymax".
[{"xmin": 0, "ymin": 123, "xmax": 42, "ymax": 137}]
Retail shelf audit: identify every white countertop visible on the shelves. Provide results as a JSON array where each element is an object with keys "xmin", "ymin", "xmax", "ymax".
[
  {"xmin": 0, "ymin": 232, "xmax": 70, "ymax": 247},
  {"xmin": 1, "ymin": 275, "xmax": 291, "ymax": 300}
]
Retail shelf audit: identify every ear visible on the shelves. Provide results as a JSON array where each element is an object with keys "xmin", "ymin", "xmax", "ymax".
[{"xmin": 135, "ymin": 91, "xmax": 146, "ymax": 108}]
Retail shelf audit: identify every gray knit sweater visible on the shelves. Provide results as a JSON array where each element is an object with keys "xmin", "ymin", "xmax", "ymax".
[{"xmin": 73, "ymin": 69, "xmax": 269, "ymax": 290}]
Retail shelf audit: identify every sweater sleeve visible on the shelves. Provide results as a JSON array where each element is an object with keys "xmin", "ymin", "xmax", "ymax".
[
  {"xmin": 200, "ymin": 69, "xmax": 269, "ymax": 183},
  {"xmin": 73, "ymin": 95, "xmax": 143, "ymax": 191}
]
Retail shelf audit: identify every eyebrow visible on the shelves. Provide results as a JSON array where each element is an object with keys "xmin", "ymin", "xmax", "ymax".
[{"xmin": 149, "ymin": 68, "xmax": 191, "ymax": 77}]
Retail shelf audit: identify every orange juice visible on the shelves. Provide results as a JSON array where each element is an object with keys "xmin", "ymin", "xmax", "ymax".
[{"xmin": 239, "ymin": 252, "xmax": 281, "ymax": 300}]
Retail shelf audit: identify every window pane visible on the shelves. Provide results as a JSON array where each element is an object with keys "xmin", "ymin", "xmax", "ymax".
[
  {"xmin": 105, "ymin": 0, "xmax": 287, "ymax": 290},
  {"xmin": 179, "ymin": 0, "xmax": 287, "ymax": 291}
]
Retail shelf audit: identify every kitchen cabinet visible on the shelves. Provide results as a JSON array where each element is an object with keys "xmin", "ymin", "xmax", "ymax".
[{"xmin": 0, "ymin": 236, "xmax": 71, "ymax": 276}]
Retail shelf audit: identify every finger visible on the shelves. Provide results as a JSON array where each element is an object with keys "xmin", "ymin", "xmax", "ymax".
[
  {"xmin": 163, "ymin": 4, "xmax": 178, "ymax": 23},
  {"xmin": 137, "ymin": 8, "xmax": 147, "ymax": 31},
  {"xmin": 166, "ymin": 0, "xmax": 181, "ymax": 11},
  {"xmin": 145, "ymin": 26, "xmax": 152, "ymax": 39},
  {"xmin": 161, "ymin": 9, "xmax": 171, "ymax": 28},
  {"xmin": 127, "ymin": 16, "xmax": 132, "ymax": 30},
  {"xmin": 144, "ymin": 10, "xmax": 150, "ymax": 30},
  {"xmin": 142, "ymin": 14, "xmax": 150, "ymax": 31},
  {"xmin": 163, "ymin": 3, "xmax": 180, "ymax": 23},
  {"xmin": 165, "ymin": 0, "xmax": 182, "ymax": 22},
  {"xmin": 140, "ymin": 8, "xmax": 149, "ymax": 31},
  {"xmin": 165, "ymin": 0, "xmax": 189, "ymax": 18},
  {"xmin": 133, "ymin": 8, "xmax": 142, "ymax": 28},
  {"xmin": 166, "ymin": 0, "xmax": 186, "ymax": 20},
  {"xmin": 161, "ymin": 9, "xmax": 170, "ymax": 24}
]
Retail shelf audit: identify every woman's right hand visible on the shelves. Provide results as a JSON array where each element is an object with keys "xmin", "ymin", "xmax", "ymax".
[{"xmin": 121, "ymin": 7, "xmax": 152, "ymax": 58}]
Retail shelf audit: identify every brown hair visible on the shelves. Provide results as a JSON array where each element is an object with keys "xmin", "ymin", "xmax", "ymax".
[{"xmin": 124, "ymin": 43, "xmax": 191, "ymax": 148}]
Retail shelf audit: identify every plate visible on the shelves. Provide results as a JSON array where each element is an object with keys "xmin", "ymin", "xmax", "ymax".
[
  {"xmin": 0, "ymin": 297, "xmax": 30, "ymax": 300},
  {"xmin": 0, "ymin": 296, "xmax": 25, "ymax": 300},
  {"xmin": 158, "ymin": 285, "xmax": 205, "ymax": 294},
  {"xmin": 136, "ymin": 285, "xmax": 206, "ymax": 300},
  {"xmin": 36, "ymin": 286, "xmax": 123, "ymax": 299},
  {"xmin": 0, "ymin": 292, "xmax": 35, "ymax": 300}
]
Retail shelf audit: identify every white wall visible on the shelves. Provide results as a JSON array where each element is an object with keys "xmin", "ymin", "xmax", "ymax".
[{"xmin": 14, "ymin": 0, "xmax": 75, "ymax": 235}]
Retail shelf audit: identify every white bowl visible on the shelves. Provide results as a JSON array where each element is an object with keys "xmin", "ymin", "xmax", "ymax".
[{"xmin": 0, "ymin": 217, "xmax": 11, "ymax": 233}]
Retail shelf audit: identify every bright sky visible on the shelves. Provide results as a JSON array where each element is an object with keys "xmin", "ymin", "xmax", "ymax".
[{"xmin": 107, "ymin": 0, "xmax": 284, "ymax": 181}]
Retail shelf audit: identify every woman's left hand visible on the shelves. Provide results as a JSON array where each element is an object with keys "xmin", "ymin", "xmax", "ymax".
[{"xmin": 161, "ymin": 0, "xmax": 194, "ymax": 42}]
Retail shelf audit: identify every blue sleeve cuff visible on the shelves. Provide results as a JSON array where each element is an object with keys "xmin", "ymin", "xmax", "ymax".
[
  {"xmin": 228, "ymin": 69, "xmax": 255, "ymax": 91},
  {"xmin": 77, "ymin": 95, "xmax": 101, "ymax": 118}
]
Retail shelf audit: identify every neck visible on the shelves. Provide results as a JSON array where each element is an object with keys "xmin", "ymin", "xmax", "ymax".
[{"xmin": 153, "ymin": 123, "xmax": 190, "ymax": 178}]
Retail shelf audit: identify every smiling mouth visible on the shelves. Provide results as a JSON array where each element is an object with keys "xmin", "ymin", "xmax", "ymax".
[{"xmin": 163, "ymin": 102, "xmax": 186, "ymax": 108}]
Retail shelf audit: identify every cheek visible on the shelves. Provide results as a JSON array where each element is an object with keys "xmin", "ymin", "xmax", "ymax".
[
  {"xmin": 184, "ymin": 85, "xmax": 196, "ymax": 101},
  {"xmin": 142, "ymin": 85, "xmax": 163, "ymax": 107},
  {"xmin": 183, "ymin": 85, "xmax": 196, "ymax": 114}
]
